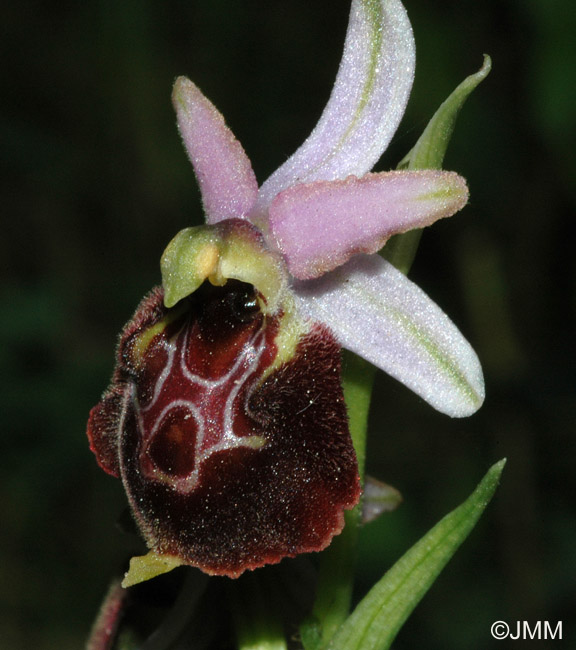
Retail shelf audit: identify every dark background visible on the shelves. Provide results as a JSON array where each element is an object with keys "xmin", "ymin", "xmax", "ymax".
[{"xmin": 2, "ymin": 0, "xmax": 575, "ymax": 648}]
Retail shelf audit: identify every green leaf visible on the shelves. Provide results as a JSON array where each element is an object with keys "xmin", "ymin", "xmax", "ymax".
[
  {"xmin": 325, "ymin": 459, "xmax": 506, "ymax": 650},
  {"xmin": 384, "ymin": 55, "xmax": 492, "ymax": 274},
  {"xmin": 401, "ymin": 54, "xmax": 492, "ymax": 171}
]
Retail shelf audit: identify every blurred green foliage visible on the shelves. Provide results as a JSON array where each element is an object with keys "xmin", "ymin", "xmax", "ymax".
[{"xmin": 2, "ymin": 0, "xmax": 575, "ymax": 648}]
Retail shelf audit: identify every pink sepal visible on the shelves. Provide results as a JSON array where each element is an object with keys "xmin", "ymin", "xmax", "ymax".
[{"xmin": 173, "ymin": 77, "xmax": 258, "ymax": 223}]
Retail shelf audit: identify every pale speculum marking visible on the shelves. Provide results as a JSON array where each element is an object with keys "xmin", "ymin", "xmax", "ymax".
[{"xmin": 135, "ymin": 283, "xmax": 269, "ymax": 494}]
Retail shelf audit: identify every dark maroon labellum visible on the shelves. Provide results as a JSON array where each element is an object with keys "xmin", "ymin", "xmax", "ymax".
[{"xmin": 88, "ymin": 280, "xmax": 360, "ymax": 578}]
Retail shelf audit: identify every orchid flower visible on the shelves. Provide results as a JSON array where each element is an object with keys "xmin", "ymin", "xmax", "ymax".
[
  {"xmin": 168, "ymin": 0, "xmax": 482, "ymax": 418},
  {"xmin": 87, "ymin": 0, "xmax": 484, "ymax": 586}
]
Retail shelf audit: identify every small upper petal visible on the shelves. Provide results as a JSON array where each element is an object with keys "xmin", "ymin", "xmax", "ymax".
[
  {"xmin": 269, "ymin": 170, "xmax": 468, "ymax": 280},
  {"xmin": 251, "ymin": 0, "xmax": 415, "ymax": 220},
  {"xmin": 172, "ymin": 77, "xmax": 258, "ymax": 223},
  {"xmin": 294, "ymin": 254, "xmax": 485, "ymax": 417}
]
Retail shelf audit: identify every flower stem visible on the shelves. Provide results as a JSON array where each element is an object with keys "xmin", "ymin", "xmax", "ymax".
[
  {"xmin": 342, "ymin": 351, "xmax": 376, "ymax": 478},
  {"xmin": 227, "ymin": 573, "xmax": 288, "ymax": 650},
  {"xmin": 139, "ymin": 570, "xmax": 209, "ymax": 650},
  {"xmin": 302, "ymin": 352, "xmax": 376, "ymax": 648}
]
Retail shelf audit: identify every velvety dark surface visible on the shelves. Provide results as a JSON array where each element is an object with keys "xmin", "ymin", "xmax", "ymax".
[
  {"xmin": 90, "ymin": 281, "xmax": 358, "ymax": 577},
  {"xmin": 2, "ymin": 0, "xmax": 575, "ymax": 647}
]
